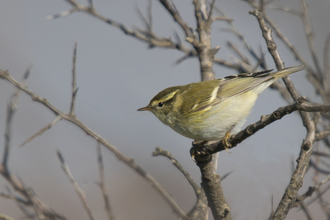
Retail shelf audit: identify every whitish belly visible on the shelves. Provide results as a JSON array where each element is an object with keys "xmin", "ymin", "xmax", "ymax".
[{"xmin": 170, "ymin": 91, "xmax": 258, "ymax": 141}]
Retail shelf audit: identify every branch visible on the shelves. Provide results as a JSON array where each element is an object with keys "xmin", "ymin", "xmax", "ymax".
[
  {"xmin": 159, "ymin": 0, "xmax": 194, "ymax": 39},
  {"xmin": 215, "ymin": 6, "xmax": 265, "ymax": 70},
  {"xmin": 248, "ymin": 0, "xmax": 330, "ymax": 105},
  {"xmin": 300, "ymin": 0, "xmax": 322, "ymax": 78},
  {"xmin": 323, "ymin": 32, "xmax": 330, "ymax": 102},
  {"xmin": 57, "ymin": 151, "xmax": 95, "ymax": 220},
  {"xmin": 0, "ymin": 69, "xmax": 66, "ymax": 219},
  {"xmin": 247, "ymin": 7, "xmax": 319, "ymax": 219},
  {"xmin": 70, "ymin": 41, "xmax": 78, "ymax": 116},
  {"xmin": 268, "ymin": 6, "xmax": 303, "ymax": 17},
  {"xmin": 315, "ymin": 128, "xmax": 330, "ymax": 141},
  {"xmin": 48, "ymin": 0, "xmax": 194, "ymax": 55},
  {"xmin": 0, "ymin": 68, "xmax": 187, "ymax": 219},
  {"xmin": 299, "ymin": 202, "xmax": 316, "ymax": 220},
  {"xmin": 197, "ymin": 155, "xmax": 232, "ymax": 220},
  {"xmin": 152, "ymin": 147, "xmax": 207, "ymax": 220},
  {"xmin": 192, "ymin": 0, "xmax": 217, "ymax": 81},
  {"xmin": 96, "ymin": 144, "xmax": 115, "ymax": 220},
  {"xmin": 20, "ymin": 116, "xmax": 61, "ymax": 148},
  {"xmin": 292, "ymin": 174, "xmax": 330, "ymax": 207},
  {"xmin": 0, "ymin": 212, "xmax": 14, "ymax": 220},
  {"xmin": 195, "ymin": 99, "xmax": 330, "ymax": 157}
]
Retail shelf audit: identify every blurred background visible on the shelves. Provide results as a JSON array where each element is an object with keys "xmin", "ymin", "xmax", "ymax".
[{"xmin": 0, "ymin": 0, "xmax": 329, "ymax": 219}]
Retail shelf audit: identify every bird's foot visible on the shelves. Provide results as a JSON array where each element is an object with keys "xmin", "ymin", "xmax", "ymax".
[
  {"xmin": 191, "ymin": 140, "xmax": 208, "ymax": 162},
  {"xmin": 222, "ymin": 126, "xmax": 234, "ymax": 153}
]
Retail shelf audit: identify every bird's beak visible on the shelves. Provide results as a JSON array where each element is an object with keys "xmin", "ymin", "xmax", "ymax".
[{"xmin": 137, "ymin": 106, "xmax": 152, "ymax": 111}]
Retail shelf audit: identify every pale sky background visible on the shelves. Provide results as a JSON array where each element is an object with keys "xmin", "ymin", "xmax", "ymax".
[{"xmin": 0, "ymin": 0, "xmax": 329, "ymax": 219}]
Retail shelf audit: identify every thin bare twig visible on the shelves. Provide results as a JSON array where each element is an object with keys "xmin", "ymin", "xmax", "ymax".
[
  {"xmin": 305, "ymin": 183, "xmax": 330, "ymax": 207},
  {"xmin": 0, "ymin": 69, "xmax": 188, "ymax": 220},
  {"xmin": 300, "ymin": 0, "xmax": 322, "ymax": 79},
  {"xmin": 227, "ymin": 41, "xmax": 250, "ymax": 66},
  {"xmin": 49, "ymin": 0, "xmax": 194, "ymax": 55},
  {"xmin": 0, "ymin": 191, "xmax": 30, "ymax": 206},
  {"xmin": 300, "ymin": 202, "xmax": 316, "ymax": 220},
  {"xmin": 268, "ymin": 6, "xmax": 302, "ymax": 17},
  {"xmin": 70, "ymin": 41, "xmax": 78, "ymax": 116},
  {"xmin": 97, "ymin": 144, "xmax": 115, "ymax": 220},
  {"xmin": 57, "ymin": 150, "xmax": 95, "ymax": 220},
  {"xmin": 0, "ymin": 212, "xmax": 14, "ymax": 220},
  {"xmin": 20, "ymin": 115, "xmax": 62, "ymax": 148},
  {"xmin": 293, "ymin": 174, "xmax": 330, "ymax": 207},
  {"xmin": 2, "ymin": 101, "xmax": 15, "ymax": 170},
  {"xmin": 315, "ymin": 128, "xmax": 330, "ymax": 141},
  {"xmin": 153, "ymin": 147, "xmax": 200, "ymax": 194},
  {"xmin": 323, "ymin": 33, "xmax": 330, "ymax": 100},
  {"xmin": 207, "ymin": 0, "xmax": 216, "ymax": 21},
  {"xmin": 247, "ymin": 8, "xmax": 317, "ymax": 219},
  {"xmin": 159, "ymin": 0, "xmax": 194, "ymax": 39},
  {"xmin": 0, "ymin": 68, "xmax": 66, "ymax": 220},
  {"xmin": 152, "ymin": 147, "xmax": 208, "ymax": 220},
  {"xmin": 215, "ymin": 6, "xmax": 263, "ymax": 70},
  {"xmin": 2, "ymin": 65, "xmax": 32, "ymax": 168},
  {"xmin": 45, "ymin": 8, "xmax": 78, "ymax": 20}
]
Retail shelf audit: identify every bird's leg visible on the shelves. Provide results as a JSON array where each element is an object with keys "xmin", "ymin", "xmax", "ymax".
[{"xmin": 222, "ymin": 125, "xmax": 235, "ymax": 153}]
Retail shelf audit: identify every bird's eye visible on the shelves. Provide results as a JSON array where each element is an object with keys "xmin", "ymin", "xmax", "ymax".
[{"xmin": 158, "ymin": 102, "xmax": 164, "ymax": 107}]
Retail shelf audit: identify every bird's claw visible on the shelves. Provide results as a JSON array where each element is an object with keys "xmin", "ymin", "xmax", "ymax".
[{"xmin": 222, "ymin": 127, "xmax": 234, "ymax": 153}]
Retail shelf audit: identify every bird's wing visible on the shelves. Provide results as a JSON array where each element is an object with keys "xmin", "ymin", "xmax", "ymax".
[
  {"xmin": 217, "ymin": 69, "xmax": 274, "ymax": 99},
  {"xmin": 181, "ymin": 69, "xmax": 274, "ymax": 114}
]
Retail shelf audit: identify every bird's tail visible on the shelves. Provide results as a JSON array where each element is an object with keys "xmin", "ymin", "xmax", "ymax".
[{"xmin": 272, "ymin": 65, "xmax": 305, "ymax": 79}]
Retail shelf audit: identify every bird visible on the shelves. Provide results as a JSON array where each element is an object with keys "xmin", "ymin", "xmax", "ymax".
[{"xmin": 138, "ymin": 65, "xmax": 305, "ymax": 146}]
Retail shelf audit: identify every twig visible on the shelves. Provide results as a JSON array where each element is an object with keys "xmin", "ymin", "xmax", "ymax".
[
  {"xmin": 49, "ymin": 0, "xmax": 194, "ymax": 55},
  {"xmin": 57, "ymin": 150, "xmax": 95, "ymax": 220},
  {"xmin": 315, "ymin": 128, "xmax": 330, "ymax": 141},
  {"xmin": 152, "ymin": 147, "xmax": 208, "ymax": 220},
  {"xmin": 97, "ymin": 144, "xmax": 115, "ymax": 220},
  {"xmin": 268, "ymin": 195, "xmax": 274, "ymax": 220},
  {"xmin": 207, "ymin": 0, "xmax": 216, "ymax": 20},
  {"xmin": 70, "ymin": 41, "xmax": 78, "ymax": 116},
  {"xmin": 269, "ymin": 81, "xmax": 293, "ymax": 104},
  {"xmin": 0, "ymin": 68, "xmax": 188, "ymax": 219},
  {"xmin": 221, "ymin": 171, "xmax": 233, "ymax": 181},
  {"xmin": 159, "ymin": 0, "xmax": 194, "ymax": 39},
  {"xmin": 310, "ymin": 160, "xmax": 330, "ymax": 175},
  {"xmin": 0, "ymin": 212, "xmax": 14, "ymax": 220},
  {"xmin": 1, "ymin": 64, "xmax": 32, "ymax": 168},
  {"xmin": 213, "ymin": 58, "xmax": 247, "ymax": 72},
  {"xmin": 323, "ymin": 33, "xmax": 330, "ymax": 101},
  {"xmin": 153, "ymin": 147, "xmax": 200, "ymax": 196},
  {"xmin": 196, "ymin": 99, "xmax": 330, "ymax": 156},
  {"xmin": 312, "ymin": 151, "xmax": 330, "ymax": 158},
  {"xmin": 227, "ymin": 41, "xmax": 250, "ymax": 66},
  {"xmin": 293, "ymin": 174, "xmax": 330, "ymax": 207},
  {"xmin": 2, "ymin": 101, "xmax": 15, "ymax": 170},
  {"xmin": 0, "ymin": 191, "xmax": 30, "ymax": 205},
  {"xmin": 247, "ymin": 0, "xmax": 329, "ymax": 104},
  {"xmin": 268, "ymin": 6, "xmax": 302, "ymax": 17},
  {"xmin": 248, "ymin": 7, "xmax": 318, "ymax": 219},
  {"xmin": 20, "ymin": 116, "xmax": 62, "ymax": 148},
  {"xmin": 305, "ymin": 184, "xmax": 330, "ymax": 207},
  {"xmin": 300, "ymin": 202, "xmax": 316, "ymax": 220},
  {"xmin": 45, "ymin": 8, "xmax": 78, "ymax": 20},
  {"xmin": 215, "ymin": 6, "xmax": 263, "ymax": 70},
  {"xmin": 300, "ymin": 0, "xmax": 322, "ymax": 79},
  {"xmin": 0, "ymin": 69, "xmax": 66, "ymax": 219}
]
